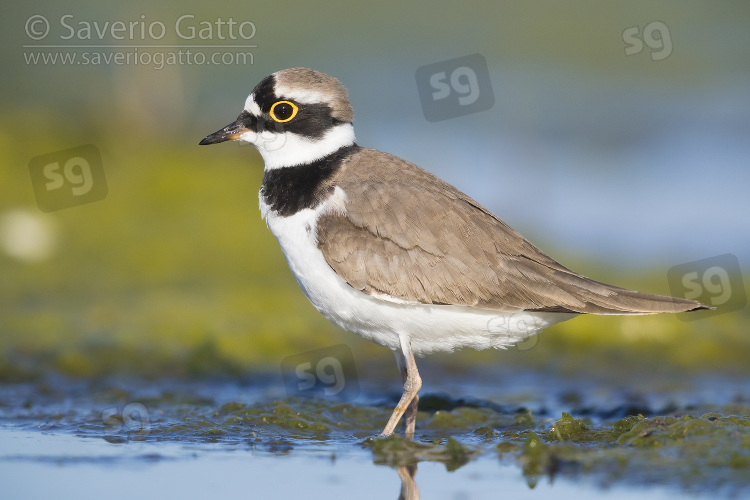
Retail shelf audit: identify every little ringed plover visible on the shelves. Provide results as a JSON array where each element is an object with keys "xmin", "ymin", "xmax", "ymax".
[{"xmin": 200, "ymin": 67, "xmax": 710, "ymax": 438}]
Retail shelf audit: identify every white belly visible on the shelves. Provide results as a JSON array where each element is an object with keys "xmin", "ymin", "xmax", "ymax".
[{"xmin": 260, "ymin": 190, "xmax": 576, "ymax": 356}]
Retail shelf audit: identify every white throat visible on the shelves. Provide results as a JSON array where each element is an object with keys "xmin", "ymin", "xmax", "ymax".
[{"xmin": 239, "ymin": 123, "xmax": 355, "ymax": 170}]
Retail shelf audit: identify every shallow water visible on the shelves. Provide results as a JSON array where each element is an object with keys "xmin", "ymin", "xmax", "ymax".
[
  {"xmin": 2, "ymin": 429, "xmax": 697, "ymax": 500},
  {"xmin": 1, "ymin": 370, "xmax": 748, "ymax": 499}
]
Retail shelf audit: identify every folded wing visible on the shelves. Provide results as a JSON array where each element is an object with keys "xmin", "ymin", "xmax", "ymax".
[{"xmin": 317, "ymin": 148, "xmax": 708, "ymax": 315}]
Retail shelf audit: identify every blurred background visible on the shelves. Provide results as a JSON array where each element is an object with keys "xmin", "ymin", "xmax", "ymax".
[{"xmin": 1, "ymin": 0, "xmax": 748, "ymax": 382}]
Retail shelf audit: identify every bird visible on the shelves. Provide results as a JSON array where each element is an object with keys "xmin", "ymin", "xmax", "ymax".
[{"xmin": 199, "ymin": 67, "xmax": 711, "ymax": 438}]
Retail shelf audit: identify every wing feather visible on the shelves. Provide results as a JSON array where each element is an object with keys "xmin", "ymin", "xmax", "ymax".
[{"xmin": 317, "ymin": 148, "xmax": 707, "ymax": 315}]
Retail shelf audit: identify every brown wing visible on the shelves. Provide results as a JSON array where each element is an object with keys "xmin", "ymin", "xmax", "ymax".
[{"xmin": 317, "ymin": 148, "xmax": 707, "ymax": 315}]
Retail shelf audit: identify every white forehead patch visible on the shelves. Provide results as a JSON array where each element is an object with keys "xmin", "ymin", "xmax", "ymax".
[
  {"xmin": 244, "ymin": 93, "xmax": 262, "ymax": 115},
  {"xmin": 273, "ymin": 86, "xmax": 330, "ymax": 106}
]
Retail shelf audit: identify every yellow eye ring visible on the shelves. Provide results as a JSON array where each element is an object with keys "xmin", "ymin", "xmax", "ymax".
[{"xmin": 269, "ymin": 100, "xmax": 298, "ymax": 123}]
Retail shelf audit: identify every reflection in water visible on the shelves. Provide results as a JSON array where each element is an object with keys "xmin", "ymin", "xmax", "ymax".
[{"xmin": 397, "ymin": 465, "xmax": 419, "ymax": 500}]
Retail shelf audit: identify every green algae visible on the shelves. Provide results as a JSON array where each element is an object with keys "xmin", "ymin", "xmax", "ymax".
[
  {"xmin": 211, "ymin": 399, "xmax": 394, "ymax": 438},
  {"xmin": 422, "ymin": 407, "xmax": 505, "ymax": 431},
  {"xmin": 513, "ymin": 409, "xmax": 535, "ymax": 428},
  {"xmin": 616, "ymin": 413, "xmax": 750, "ymax": 450},
  {"xmin": 611, "ymin": 414, "xmax": 645, "ymax": 439},
  {"xmin": 544, "ymin": 412, "xmax": 593, "ymax": 442},
  {"xmin": 507, "ymin": 411, "xmax": 750, "ymax": 491},
  {"xmin": 2, "ymin": 378, "xmax": 749, "ymax": 494},
  {"xmin": 542, "ymin": 412, "xmax": 645, "ymax": 444}
]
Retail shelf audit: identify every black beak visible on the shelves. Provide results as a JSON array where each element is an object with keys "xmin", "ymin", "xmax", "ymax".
[{"xmin": 199, "ymin": 113, "xmax": 253, "ymax": 145}]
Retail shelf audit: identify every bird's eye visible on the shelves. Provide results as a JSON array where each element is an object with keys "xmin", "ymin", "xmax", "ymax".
[{"xmin": 269, "ymin": 100, "xmax": 298, "ymax": 123}]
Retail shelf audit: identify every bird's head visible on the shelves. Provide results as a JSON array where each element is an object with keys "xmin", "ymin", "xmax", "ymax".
[{"xmin": 199, "ymin": 68, "xmax": 355, "ymax": 170}]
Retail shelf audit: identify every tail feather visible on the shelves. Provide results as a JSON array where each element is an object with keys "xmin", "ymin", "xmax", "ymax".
[{"xmin": 529, "ymin": 272, "xmax": 714, "ymax": 315}]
